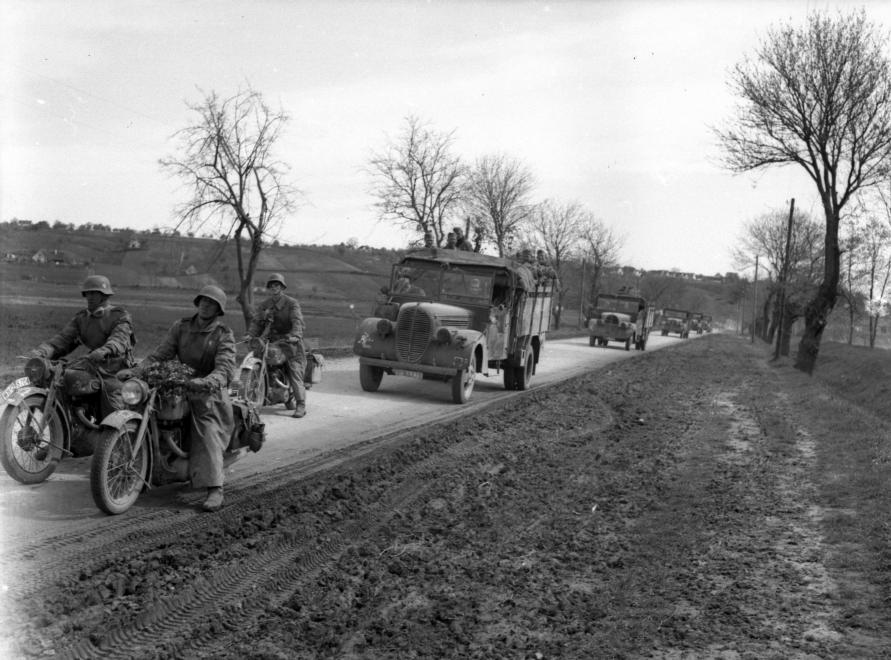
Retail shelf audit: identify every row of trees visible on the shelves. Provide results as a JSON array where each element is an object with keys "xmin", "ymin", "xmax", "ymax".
[{"xmin": 718, "ymin": 9, "xmax": 891, "ymax": 372}]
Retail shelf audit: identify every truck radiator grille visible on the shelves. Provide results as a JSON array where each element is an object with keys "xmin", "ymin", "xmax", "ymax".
[{"xmin": 396, "ymin": 306, "xmax": 432, "ymax": 362}]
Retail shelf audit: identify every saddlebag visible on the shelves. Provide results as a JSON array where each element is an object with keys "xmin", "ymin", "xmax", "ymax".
[
  {"xmin": 304, "ymin": 352, "xmax": 324, "ymax": 388},
  {"xmin": 230, "ymin": 398, "xmax": 266, "ymax": 453},
  {"xmin": 63, "ymin": 368, "xmax": 101, "ymax": 396}
]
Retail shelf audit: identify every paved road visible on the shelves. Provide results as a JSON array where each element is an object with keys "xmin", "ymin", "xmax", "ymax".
[{"xmin": 0, "ymin": 333, "xmax": 689, "ymax": 555}]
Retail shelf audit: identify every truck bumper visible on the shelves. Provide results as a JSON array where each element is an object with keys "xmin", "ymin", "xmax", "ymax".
[{"xmin": 358, "ymin": 356, "xmax": 465, "ymax": 376}]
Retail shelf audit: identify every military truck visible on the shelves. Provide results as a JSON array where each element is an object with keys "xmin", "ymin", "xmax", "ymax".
[
  {"xmin": 690, "ymin": 312, "xmax": 704, "ymax": 335},
  {"xmin": 660, "ymin": 308, "xmax": 690, "ymax": 338},
  {"xmin": 587, "ymin": 293, "xmax": 655, "ymax": 351},
  {"xmin": 353, "ymin": 248, "xmax": 556, "ymax": 403}
]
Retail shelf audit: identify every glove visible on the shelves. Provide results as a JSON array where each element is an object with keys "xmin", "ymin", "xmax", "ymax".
[
  {"xmin": 26, "ymin": 348, "xmax": 44, "ymax": 359},
  {"xmin": 187, "ymin": 377, "xmax": 210, "ymax": 392},
  {"xmin": 87, "ymin": 347, "xmax": 109, "ymax": 363},
  {"xmin": 116, "ymin": 368, "xmax": 136, "ymax": 381},
  {"xmin": 242, "ymin": 334, "xmax": 253, "ymax": 342},
  {"xmin": 287, "ymin": 335, "xmax": 301, "ymax": 343}
]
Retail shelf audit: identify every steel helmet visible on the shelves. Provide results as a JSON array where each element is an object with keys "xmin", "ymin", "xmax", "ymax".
[
  {"xmin": 266, "ymin": 273, "xmax": 287, "ymax": 289},
  {"xmin": 193, "ymin": 285, "xmax": 227, "ymax": 315},
  {"xmin": 81, "ymin": 275, "xmax": 114, "ymax": 296}
]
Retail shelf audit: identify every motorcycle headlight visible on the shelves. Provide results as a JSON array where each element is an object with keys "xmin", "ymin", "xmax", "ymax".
[
  {"xmin": 121, "ymin": 379, "xmax": 149, "ymax": 406},
  {"xmin": 376, "ymin": 319, "xmax": 393, "ymax": 337},
  {"xmin": 24, "ymin": 357, "xmax": 50, "ymax": 386}
]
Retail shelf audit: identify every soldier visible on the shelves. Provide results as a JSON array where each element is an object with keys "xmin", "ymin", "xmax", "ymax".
[
  {"xmin": 444, "ymin": 232, "xmax": 457, "ymax": 249},
  {"xmin": 139, "ymin": 285, "xmax": 235, "ymax": 512},
  {"xmin": 245, "ymin": 273, "xmax": 308, "ymax": 418},
  {"xmin": 28, "ymin": 275, "xmax": 135, "ymax": 417},
  {"xmin": 454, "ymin": 227, "xmax": 472, "ymax": 251}
]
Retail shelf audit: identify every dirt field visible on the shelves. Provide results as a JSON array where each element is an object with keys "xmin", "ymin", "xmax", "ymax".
[{"xmin": 3, "ymin": 334, "xmax": 891, "ymax": 659}]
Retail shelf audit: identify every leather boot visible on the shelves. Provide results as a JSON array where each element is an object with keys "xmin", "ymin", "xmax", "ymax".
[
  {"xmin": 292, "ymin": 401, "xmax": 306, "ymax": 418},
  {"xmin": 202, "ymin": 487, "xmax": 224, "ymax": 512}
]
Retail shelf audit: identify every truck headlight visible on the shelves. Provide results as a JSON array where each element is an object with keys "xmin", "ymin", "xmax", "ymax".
[
  {"xmin": 376, "ymin": 319, "xmax": 393, "ymax": 337},
  {"xmin": 435, "ymin": 327, "xmax": 452, "ymax": 344}
]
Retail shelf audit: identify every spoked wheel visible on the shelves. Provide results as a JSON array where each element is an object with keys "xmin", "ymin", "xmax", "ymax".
[
  {"xmin": 90, "ymin": 421, "xmax": 148, "ymax": 515},
  {"xmin": 359, "ymin": 364, "xmax": 384, "ymax": 392},
  {"xmin": 451, "ymin": 361, "xmax": 476, "ymax": 404},
  {"xmin": 239, "ymin": 364, "xmax": 267, "ymax": 408},
  {"xmin": 0, "ymin": 395, "xmax": 64, "ymax": 484}
]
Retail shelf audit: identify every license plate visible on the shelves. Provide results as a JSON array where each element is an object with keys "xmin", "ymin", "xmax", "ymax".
[
  {"xmin": 0, "ymin": 377, "xmax": 31, "ymax": 402},
  {"xmin": 393, "ymin": 369, "xmax": 423, "ymax": 379}
]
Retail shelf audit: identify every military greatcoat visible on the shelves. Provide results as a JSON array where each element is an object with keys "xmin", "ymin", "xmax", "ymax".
[{"xmin": 144, "ymin": 315, "xmax": 236, "ymax": 489}]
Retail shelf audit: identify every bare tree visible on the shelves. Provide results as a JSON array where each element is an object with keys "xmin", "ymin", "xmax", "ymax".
[
  {"xmin": 465, "ymin": 154, "xmax": 535, "ymax": 257},
  {"xmin": 578, "ymin": 213, "xmax": 623, "ymax": 314},
  {"xmin": 733, "ymin": 209, "xmax": 823, "ymax": 352},
  {"xmin": 717, "ymin": 9, "xmax": 891, "ymax": 373},
  {"xmin": 367, "ymin": 116, "xmax": 467, "ymax": 247},
  {"xmin": 159, "ymin": 87, "xmax": 297, "ymax": 326},
  {"xmin": 526, "ymin": 199, "xmax": 584, "ymax": 329},
  {"xmin": 850, "ymin": 209, "xmax": 891, "ymax": 347}
]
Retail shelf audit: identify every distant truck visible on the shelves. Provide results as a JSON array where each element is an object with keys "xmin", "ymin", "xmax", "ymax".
[
  {"xmin": 660, "ymin": 308, "xmax": 690, "ymax": 338},
  {"xmin": 352, "ymin": 248, "xmax": 556, "ymax": 403},
  {"xmin": 587, "ymin": 293, "xmax": 655, "ymax": 351},
  {"xmin": 690, "ymin": 312, "xmax": 704, "ymax": 335}
]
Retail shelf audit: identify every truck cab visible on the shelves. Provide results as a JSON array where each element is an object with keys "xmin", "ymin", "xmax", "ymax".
[
  {"xmin": 660, "ymin": 308, "xmax": 690, "ymax": 338},
  {"xmin": 587, "ymin": 293, "xmax": 654, "ymax": 351},
  {"xmin": 353, "ymin": 249, "xmax": 555, "ymax": 403}
]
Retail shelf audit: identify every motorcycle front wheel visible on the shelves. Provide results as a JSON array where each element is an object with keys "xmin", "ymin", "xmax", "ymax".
[
  {"xmin": 0, "ymin": 394, "xmax": 64, "ymax": 484},
  {"xmin": 239, "ymin": 364, "xmax": 267, "ymax": 408},
  {"xmin": 90, "ymin": 421, "xmax": 148, "ymax": 515}
]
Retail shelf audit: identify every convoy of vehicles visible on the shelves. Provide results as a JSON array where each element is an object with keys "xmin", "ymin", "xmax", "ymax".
[
  {"xmin": 660, "ymin": 308, "xmax": 690, "ymax": 338},
  {"xmin": 352, "ymin": 248, "xmax": 556, "ymax": 403},
  {"xmin": 587, "ymin": 292, "xmax": 655, "ymax": 351}
]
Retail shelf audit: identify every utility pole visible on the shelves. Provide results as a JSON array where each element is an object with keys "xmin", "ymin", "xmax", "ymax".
[
  {"xmin": 774, "ymin": 198, "xmax": 795, "ymax": 360},
  {"xmin": 751, "ymin": 255, "xmax": 759, "ymax": 343},
  {"xmin": 578, "ymin": 258, "xmax": 586, "ymax": 329}
]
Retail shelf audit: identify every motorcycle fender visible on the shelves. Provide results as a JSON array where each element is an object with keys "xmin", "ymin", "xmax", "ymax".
[
  {"xmin": 99, "ymin": 410, "xmax": 144, "ymax": 431},
  {"xmin": 238, "ymin": 353, "xmax": 261, "ymax": 372},
  {"xmin": 3, "ymin": 385, "xmax": 48, "ymax": 408}
]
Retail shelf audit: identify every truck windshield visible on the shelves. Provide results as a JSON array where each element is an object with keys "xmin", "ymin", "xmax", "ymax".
[
  {"xmin": 598, "ymin": 298, "xmax": 639, "ymax": 314},
  {"xmin": 441, "ymin": 269, "xmax": 493, "ymax": 304}
]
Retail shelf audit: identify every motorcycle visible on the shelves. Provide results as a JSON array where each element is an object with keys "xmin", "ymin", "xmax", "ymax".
[
  {"xmin": 0, "ymin": 356, "xmax": 110, "ymax": 484},
  {"xmin": 237, "ymin": 337, "xmax": 296, "ymax": 409},
  {"xmin": 89, "ymin": 360, "xmax": 266, "ymax": 515}
]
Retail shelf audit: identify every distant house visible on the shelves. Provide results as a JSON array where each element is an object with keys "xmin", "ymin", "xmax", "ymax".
[
  {"xmin": 184, "ymin": 264, "xmax": 198, "ymax": 276},
  {"xmin": 32, "ymin": 249, "xmax": 47, "ymax": 264},
  {"xmin": 127, "ymin": 239, "xmax": 142, "ymax": 249}
]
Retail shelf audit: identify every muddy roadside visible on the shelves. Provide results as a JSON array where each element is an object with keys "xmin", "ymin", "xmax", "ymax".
[{"xmin": 3, "ymin": 333, "xmax": 891, "ymax": 659}]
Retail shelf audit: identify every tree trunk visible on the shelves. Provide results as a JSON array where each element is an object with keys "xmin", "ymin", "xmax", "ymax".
[
  {"xmin": 795, "ymin": 206, "xmax": 841, "ymax": 374},
  {"xmin": 779, "ymin": 308, "xmax": 797, "ymax": 356}
]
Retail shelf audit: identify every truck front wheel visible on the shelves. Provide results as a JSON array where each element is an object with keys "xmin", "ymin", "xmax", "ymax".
[
  {"xmin": 359, "ymin": 364, "xmax": 384, "ymax": 392},
  {"xmin": 516, "ymin": 352, "xmax": 534, "ymax": 391},
  {"xmin": 451, "ymin": 362, "xmax": 476, "ymax": 403}
]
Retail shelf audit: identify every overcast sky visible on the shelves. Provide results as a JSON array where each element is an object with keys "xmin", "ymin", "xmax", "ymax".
[{"xmin": 4, "ymin": 0, "xmax": 891, "ymax": 276}]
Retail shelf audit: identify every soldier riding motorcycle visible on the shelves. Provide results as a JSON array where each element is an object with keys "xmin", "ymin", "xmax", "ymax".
[
  {"xmin": 0, "ymin": 275, "xmax": 135, "ymax": 484},
  {"xmin": 90, "ymin": 359, "xmax": 265, "ymax": 515}
]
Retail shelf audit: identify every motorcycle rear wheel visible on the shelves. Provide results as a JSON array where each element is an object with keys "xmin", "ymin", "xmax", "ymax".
[
  {"xmin": 0, "ymin": 394, "xmax": 64, "ymax": 484},
  {"xmin": 90, "ymin": 421, "xmax": 148, "ymax": 515}
]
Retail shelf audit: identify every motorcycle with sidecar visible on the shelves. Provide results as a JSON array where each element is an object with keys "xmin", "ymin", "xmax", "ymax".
[
  {"xmin": 89, "ymin": 360, "xmax": 265, "ymax": 515},
  {"xmin": 0, "ymin": 356, "xmax": 112, "ymax": 484}
]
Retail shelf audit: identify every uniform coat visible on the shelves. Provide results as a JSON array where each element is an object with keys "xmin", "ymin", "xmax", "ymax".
[
  {"xmin": 248, "ymin": 294, "xmax": 307, "ymax": 404},
  {"xmin": 144, "ymin": 315, "xmax": 236, "ymax": 489},
  {"xmin": 36, "ymin": 303, "xmax": 135, "ymax": 416}
]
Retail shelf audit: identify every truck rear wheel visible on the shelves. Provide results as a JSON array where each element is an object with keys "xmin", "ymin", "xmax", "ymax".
[
  {"xmin": 624, "ymin": 337, "xmax": 631, "ymax": 351},
  {"xmin": 516, "ymin": 352, "xmax": 534, "ymax": 391},
  {"xmin": 359, "ymin": 364, "xmax": 383, "ymax": 392}
]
